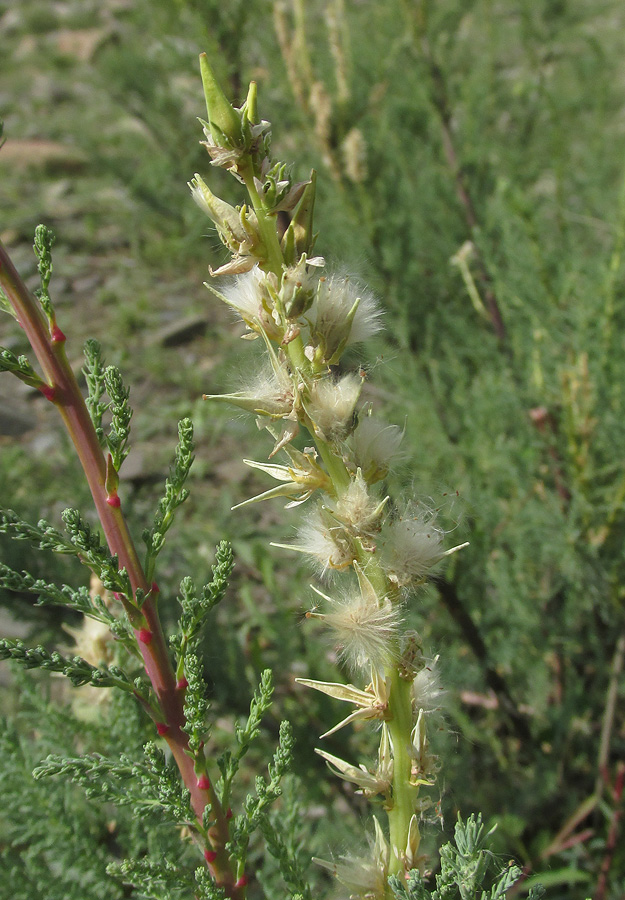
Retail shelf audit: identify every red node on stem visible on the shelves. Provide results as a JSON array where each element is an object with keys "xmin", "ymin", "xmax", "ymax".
[
  {"xmin": 156, "ymin": 722, "xmax": 169, "ymax": 736},
  {"xmin": 138, "ymin": 628, "xmax": 153, "ymax": 644},
  {"xmin": 176, "ymin": 677, "xmax": 189, "ymax": 691},
  {"xmin": 150, "ymin": 581, "xmax": 160, "ymax": 595},
  {"xmin": 226, "ymin": 807, "xmax": 233, "ymax": 820},
  {"xmin": 50, "ymin": 325, "xmax": 66, "ymax": 343},
  {"xmin": 39, "ymin": 384, "xmax": 56, "ymax": 401},
  {"xmin": 204, "ymin": 849, "xmax": 218, "ymax": 863},
  {"xmin": 197, "ymin": 773, "xmax": 211, "ymax": 790},
  {"xmin": 235, "ymin": 875, "xmax": 248, "ymax": 888},
  {"xmin": 106, "ymin": 493, "xmax": 121, "ymax": 508}
]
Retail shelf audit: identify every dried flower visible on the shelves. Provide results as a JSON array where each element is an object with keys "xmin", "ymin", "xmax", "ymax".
[
  {"xmin": 235, "ymin": 446, "xmax": 328, "ymax": 509},
  {"xmin": 273, "ymin": 504, "xmax": 355, "ymax": 574},
  {"xmin": 304, "ymin": 372, "xmax": 363, "ymax": 442},
  {"xmin": 280, "ymin": 253, "xmax": 324, "ymax": 319},
  {"xmin": 307, "ymin": 274, "xmax": 382, "ymax": 364},
  {"xmin": 333, "ymin": 470, "xmax": 388, "ymax": 536},
  {"xmin": 296, "ymin": 668, "xmax": 390, "ymax": 737},
  {"xmin": 315, "ymin": 723, "xmax": 393, "ymax": 798},
  {"xmin": 189, "ymin": 174, "xmax": 262, "ymax": 275},
  {"xmin": 383, "ymin": 507, "xmax": 467, "ymax": 587},
  {"xmin": 309, "ymin": 575, "xmax": 401, "ymax": 674},
  {"xmin": 410, "ymin": 709, "xmax": 440, "ymax": 783},
  {"xmin": 351, "ymin": 414, "xmax": 404, "ymax": 483},
  {"xmin": 313, "ymin": 817, "xmax": 390, "ymax": 899},
  {"xmin": 203, "ymin": 363, "xmax": 294, "ymax": 419}
]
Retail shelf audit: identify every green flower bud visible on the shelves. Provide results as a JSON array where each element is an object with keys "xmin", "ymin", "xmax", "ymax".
[{"xmin": 199, "ymin": 53, "xmax": 242, "ymax": 147}]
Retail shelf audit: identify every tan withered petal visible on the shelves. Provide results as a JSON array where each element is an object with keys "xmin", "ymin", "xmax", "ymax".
[
  {"xmin": 295, "ymin": 674, "xmax": 389, "ymax": 737},
  {"xmin": 208, "ymin": 255, "xmax": 258, "ymax": 277},
  {"xmin": 203, "ymin": 388, "xmax": 292, "ymax": 418},
  {"xmin": 315, "ymin": 748, "xmax": 392, "ymax": 796}
]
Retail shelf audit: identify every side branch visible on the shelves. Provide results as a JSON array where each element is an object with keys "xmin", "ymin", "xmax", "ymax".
[{"xmin": 0, "ymin": 239, "xmax": 239, "ymax": 896}]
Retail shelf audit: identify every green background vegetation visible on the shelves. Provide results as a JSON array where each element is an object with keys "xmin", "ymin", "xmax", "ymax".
[{"xmin": 1, "ymin": 0, "xmax": 624, "ymax": 897}]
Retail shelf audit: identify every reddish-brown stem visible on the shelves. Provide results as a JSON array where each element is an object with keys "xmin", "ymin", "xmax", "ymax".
[
  {"xmin": 594, "ymin": 763, "xmax": 625, "ymax": 900},
  {"xmin": 0, "ymin": 240, "xmax": 241, "ymax": 898}
]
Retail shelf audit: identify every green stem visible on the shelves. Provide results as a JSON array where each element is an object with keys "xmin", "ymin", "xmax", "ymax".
[
  {"xmin": 242, "ymin": 171, "xmax": 285, "ymax": 277},
  {"xmin": 354, "ymin": 550, "xmax": 420, "ymax": 874},
  {"xmin": 387, "ymin": 670, "xmax": 419, "ymax": 875}
]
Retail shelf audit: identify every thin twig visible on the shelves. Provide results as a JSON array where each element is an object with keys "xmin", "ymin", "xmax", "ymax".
[
  {"xmin": 419, "ymin": 35, "xmax": 507, "ymax": 344},
  {"xmin": 596, "ymin": 632, "xmax": 625, "ymax": 795},
  {"xmin": 436, "ymin": 577, "xmax": 531, "ymax": 743}
]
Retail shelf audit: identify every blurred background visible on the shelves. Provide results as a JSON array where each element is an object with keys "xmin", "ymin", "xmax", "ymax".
[{"xmin": 1, "ymin": 1, "xmax": 624, "ymax": 897}]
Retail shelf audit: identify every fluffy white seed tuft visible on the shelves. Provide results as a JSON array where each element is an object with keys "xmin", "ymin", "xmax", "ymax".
[
  {"xmin": 316, "ymin": 274, "xmax": 382, "ymax": 341},
  {"xmin": 412, "ymin": 657, "xmax": 445, "ymax": 713},
  {"xmin": 383, "ymin": 508, "xmax": 445, "ymax": 586},
  {"xmin": 316, "ymin": 586, "xmax": 402, "ymax": 674},
  {"xmin": 351, "ymin": 415, "xmax": 404, "ymax": 482},
  {"xmin": 240, "ymin": 364, "xmax": 294, "ymax": 417},
  {"xmin": 306, "ymin": 373, "xmax": 362, "ymax": 442},
  {"xmin": 313, "ymin": 817, "xmax": 390, "ymax": 899},
  {"xmin": 221, "ymin": 267, "xmax": 265, "ymax": 319},
  {"xmin": 292, "ymin": 506, "xmax": 355, "ymax": 574},
  {"xmin": 334, "ymin": 470, "xmax": 387, "ymax": 536}
]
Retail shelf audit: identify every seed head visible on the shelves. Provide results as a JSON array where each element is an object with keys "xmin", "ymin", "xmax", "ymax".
[
  {"xmin": 383, "ymin": 508, "xmax": 445, "ymax": 587},
  {"xmin": 334, "ymin": 470, "xmax": 387, "ymax": 536},
  {"xmin": 313, "ymin": 816, "xmax": 390, "ymax": 899},
  {"xmin": 351, "ymin": 414, "xmax": 404, "ymax": 483},
  {"xmin": 220, "ymin": 267, "xmax": 283, "ymax": 340},
  {"xmin": 312, "ymin": 580, "xmax": 401, "ymax": 674},
  {"xmin": 308, "ymin": 274, "xmax": 382, "ymax": 364},
  {"xmin": 305, "ymin": 372, "xmax": 362, "ymax": 442},
  {"xmin": 288, "ymin": 505, "xmax": 355, "ymax": 574}
]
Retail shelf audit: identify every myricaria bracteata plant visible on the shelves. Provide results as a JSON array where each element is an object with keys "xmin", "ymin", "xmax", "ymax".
[
  {"xmin": 191, "ymin": 54, "xmax": 470, "ymax": 893},
  {"xmin": 0, "ymin": 56, "xmax": 534, "ymax": 899}
]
